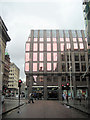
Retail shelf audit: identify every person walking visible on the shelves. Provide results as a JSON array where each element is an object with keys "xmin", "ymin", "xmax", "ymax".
[{"xmin": 28, "ymin": 93, "xmax": 34, "ymax": 103}]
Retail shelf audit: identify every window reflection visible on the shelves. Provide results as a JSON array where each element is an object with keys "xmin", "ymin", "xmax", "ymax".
[
  {"xmin": 33, "ymin": 43, "xmax": 38, "ymax": 51},
  {"xmin": 25, "ymin": 53, "xmax": 29, "ymax": 62},
  {"xmin": 74, "ymin": 43, "xmax": 78, "ymax": 49},
  {"xmin": 33, "ymin": 63, "xmax": 37, "ymax": 71},
  {"xmin": 78, "ymin": 38, "xmax": 82, "ymax": 42},
  {"xmin": 53, "ymin": 63, "xmax": 57, "ymax": 71},
  {"xmin": 34, "ymin": 38, "xmax": 38, "ymax": 41},
  {"xmin": 53, "ymin": 38, "xmax": 56, "ymax": 42},
  {"xmin": 53, "ymin": 43, "xmax": 57, "ymax": 51},
  {"xmin": 53, "ymin": 53, "xmax": 57, "ymax": 61},
  {"xmin": 25, "ymin": 63, "xmax": 29, "ymax": 71},
  {"xmin": 66, "ymin": 38, "xmax": 70, "ymax": 42},
  {"xmin": 47, "ymin": 63, "xmax": 51, "ymax": 71},
  {"xmin": 73, "ymin": 38, "xmax": 77, "ymax": 42},
  {"xmin": 33, "ymin": 53, "xmax": 37, "ymax": 61},
  {"xmin": 39, "ymin": 53, "xmax": 43, "ymax": 61},
  {"xmin": 47, "ymin": 38, "xmax": 51, "ymax": 42},
  {"xmin": 47, "ymin": 43, "xmax": 51, "ymax": 51},
  {"xmin": 26, "ymin": 43, "xmax": 30, "ymax": 51},
  {"xmin": 39, "ymin": 63, "xmax": 44, "ymax": 71},
  {"xmin": 79, "ymin": 43, "xmax": 84, "ymax": 49},
  {"xmin": 39, "ymin": 43, "xmax": 44, "ymax": 51},
  {"xmin": 60, "ymin": 38, "xmax": 64, "ymax": 42},
  {"xmin": 47, "ymin": 53, "xmax": 51, "ymax": 61},
  {"xmin": 66, "ymin": 43, "xmax": 71, "ymax": 49},
  {"xmin": 60, "ymin": 43, "xmax": 65, "ymax": 51},
  {"xmin": 40, "ymin": 38, "xmax": 43, "ymax": 42}
]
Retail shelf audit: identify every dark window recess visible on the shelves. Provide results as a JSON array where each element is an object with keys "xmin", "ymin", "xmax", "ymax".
[
  {"xmin": 74, "ymin": 54, "xmax": 79, "ymax": 61},
  {"xmin": 75, "ymin": 63, "xmax": 80, "ymax": 71},
  {"xmin": 81, "ymin": 54, "xmax": 85, "ymax": 61},
  {"xmin": 53, "ymin": 76, "xmax": 57, "ymax": 82},
  {"xmin": 67, "ymin": 55, "xmax": 72, "ymax": 61},
  {"xmin": 62, "ymin": 76, "xmax": 66, "ymax": 81},
  {"xmin": 61, "ymin": 54, "xmax": 65, "ymax": 61},
  {"xmin": 81, "ymin": 63, "xmax": 86, "ymax": 71},
  {"xmin": 82, "ymin": 76, "xmax": 86, "ymax": 81},
  {"xmin": 62, "ymin": 64, "xmax": 66, "ymax": 72},
  {"xmin": 47, "ymin": 76, "xmax": 52, "ymax": 82},
  {"xmin": 76, "ymin": 76, "xmax": 80, "ymax": 81}
]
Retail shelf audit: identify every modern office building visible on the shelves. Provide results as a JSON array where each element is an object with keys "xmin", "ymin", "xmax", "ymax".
[
  {"xmin": 8, "ymin": 63, "xmax": 20, "ymax": 96},
  {"xmin": 25, "ymin": 30, "xmax": 88, "ymax": 100}
]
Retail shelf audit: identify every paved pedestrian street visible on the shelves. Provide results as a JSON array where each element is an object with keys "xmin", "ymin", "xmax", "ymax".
[{"xmin": 2, "ymin": 100, "xmax": 88, "ymax": 119}]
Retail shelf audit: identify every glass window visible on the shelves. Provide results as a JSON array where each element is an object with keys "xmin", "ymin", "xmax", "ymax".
[
  {"xmin": 34, "ymin": 30, "xmax": 38, "ymax": 38},
  {"xmin": 65, "ymin": 30, "xmax": 69, "ymax": 37},
  {"xmin": 74, "ymin": 53, "xmax": 79, "ymax": 61},
  {"xmin": 59, "ymin": 30, "xmax": 64, "ymax": 38},
  {"xmin": 60, "ymin": 43, "xmax": 65, "ymax": 51},
  {"xmin": 79, "ymin": 43, "xmax": 84, "ymax": 49},
  {"xmin": 39, "ymin": 30, "xmax": 43, "ymax": 38},
  {"xmin": 53, "ymin": 63, "xmax": 57, "ymax": 71},
  {"xmin": 61, "ymin": 53, "xmax": 65, "ymax": 61},
  {"xmin": 53, "ymin": 38, "xmax": 56, "ymax": 42},
  {"xmin": 53, "ymin": 43, "xmax": 57, "ymax": 51},
  {"xmin": 33, "ymin": 63, "xmax": 37, "ymax": 71},
  {"xmin": 85, "ymin": 38, "xmax": 87, "ymax": 42},
  {"xmin": 25, "ymin": 53, "xmax": 29, "ymax": 62},
  {"xmin": 81, "ymin": 63, "xmax": 86, "ymax": 71},
  {"xmin": 76, "ymin": 76, "xmax": 80, "ymax": 81},
  {"xmin": 74, "ymin": 43, "xmax": 78, "ymax": 49},
  {"xmin": 33, "ymin": 43, "xmax": 38, "ymax": 51},
  {"xmin": 66, "ymin": 38, "xmax": 70, "ymax": 42},
  {"xmin": 78, "ymin": 38, "xmax": 83, "ymax": 42},
  {"xmin": 33, "ymin": 53, "xmax": 37, "ymax": 61},
  {"xmin": 72, "ymin": 30, "xmax": 76, "ymax": 37},
  {"xmin": 66, "ymin": 43, "xmax": 71, "ymax": 49},
  {"xmin": 81, "ymin": 54, "xmax": 85, "ymax": 61},
  {"xmin": 47, "ymin": 53, "xmax": 51, "ymax": 61},
  {"xmin": 39, "ymin": 63, "xmax": 44, "ymax": 71},
  {"xmin": 39, "ymin": 43, "xmax": 44, "ymax": 51},
  {"xmin": 60, "ymin": 38, "xmax": 64, "ymax": 42},
  {"xmin": 62, "ymin": 63, "xmax": 66, "ymax": 72},
  {"xmin": 39, "ymin": 53, "xmax": 43, "ymax": 61},
  {"xmin": 53, "ymin": 53, "xmax": 57, "ymax": 61},
  {"xmin": 75, "ymin": 63, "xmax": 80, "ymax": 71},
  {"xmin": 46, "ymin": 30, "xmax": 51, "ymax": 38},
  {"xmin": 26, "ymin": 43, "xmax": 30, "ymax": 51},
  {"xmin": 47, "ymin": 38, "xmax": 51, "ymax": 42},
  {"xmin": 40, "ymin": 38, "xmax": 43, "ymax": 42},
  {"xmin": 47, "ymin": 43, "xmax": 51, "ymax": 51},
  {"xmin": 34, "ymin": 38, "xmax": 38, "ymax": 42},
  {"xmin": 47, "ymin": 63, "xmax": 51, "ymax": 71},
  {"xmin": 77, "ymin": 30, "xmax": 82, "ymax": 37},
  {"xmin": 52, "ymin": 30, "xmax": 56, "ymax": 37},
  {"xmin": 73, "ymin": 38, "xmax": 77, "ymax": 42},
  {"xmin": 25, "ymin": 63, "xmax": 29, "ymax": 71}
]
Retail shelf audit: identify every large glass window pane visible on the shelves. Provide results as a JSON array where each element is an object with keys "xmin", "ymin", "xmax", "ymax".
[
  {"xmin": 25, "ymin": 53, "xmax": 29, "ymax": 62},
  {"xmin": 73, "ymin": 38, "xmax": 77, "ymax": 42},
  {"xmin": 47, "ymin": 53, "xmax": 51, "ymax": 61},
  {"xmin": 47, "ymin": 63, "xmax": 51, "ymax": 71},
  {"xmin": 47, "ymin": 38, "xmax": 51, "ymax": 42},
  {"xmin": 53, "ymin": 38, "xmax": 56, "ymax": 42},
  {"xmin": 74, "ymin": 43, "xmax": 78, "ymax": 49},
  {"xmin": 25, "ymin": 63, "xmax": 29, "ymax": 71},
  {"xmin": 34, "ymin": 30, "xmax": 38, "ymax": 38},
  {"xmin": 53, "ymin": 53, "xmax": 57, "ymax": 61},
  {"xmin": 53, "ymin": 43, "xmax": 57, "ymax": 51},
  {"xmin": 60, "ymin": 38, "xmax": 64, "ymax": 42},
  {"xmin": 53, "ymin": 63, "xmax": 57, "ymax": 71},
  {"xmin": 34, "ymin": 38, "xmax": 38, "ymax": 42},
  {"xmin": 33, "ymin": 63, "xmax": 37, "ymax": 71},
  {"xmin": 39, "ymin": 43, "xmax": 44, "ymax": 51},
  {"xmin": 39, "ymin": 53, "xmax": 43, "ymax": 61},
  {"xmin": 66, "ymin": 43, "xmax": 71, "ymax": 49},
  {"xmin": 77, "ymin": 30, "xmax": 82, "ymax": 37},
  {"xmin": 40, "ymin": 38, "xmax": 43, "ymax": 42},
  {"xmin": 72, "ymin": 30, "xmax": 76, "ymax": 37},
  {"xmin": 39, "ymin": 30, "xmax": 43, "ymax": 38},
  {"xmin": 66, "ymin": 38, "xmax": 70, "ymax": 42},
  {"xmin": 81, "ymin": 63, "xmax": 86, "ymax": 71},
  {"xmin": 81, "ymin": 54, "xmax": 85, "ymax": 61},
  {"xmin": 47, "ymin": 43, "xmax": 51, "ymax": 51},
  {"xmin": 33, "ymin": 53, "xmax": 37, "ymax": 61},
  {"xmin": 74, "ymin": 53, "xmax": 79, "ymax": 61},
  {"xmin": 59, "ymin": 30, "xmax": 64, "ymax": 38},
  {"xmin": 79, "ymin": 43, "xmax": 84, "ymax": 49},
  {"xmin": 33, "ymin": 43, "xmax": 38, "ymax": 51},
  {"xmin": 65, "ymin": 30, "xmax": 69, "ymax": 37},
  {"xmin": 26, "ymin": 43, "xmax": 30, "ymax": 51},
  {"xmin": 78, "ymin": 38, "xmax": 83, "ymax": 42},
  {"xmin": 75, "ymin": 63, "xmax": 80, "ymax": 71},
  {"xmin": 60, "ymin": 43, "xmax": 65, "ymax": 51},
  {"xmin": 39, "ymin": 63, "xmax": 44, "ymax": 71}
]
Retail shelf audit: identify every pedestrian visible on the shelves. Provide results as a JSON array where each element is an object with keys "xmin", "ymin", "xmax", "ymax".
[{"xmin": 28, "ymin": 93, "xmax": 34, "ymax": 103}]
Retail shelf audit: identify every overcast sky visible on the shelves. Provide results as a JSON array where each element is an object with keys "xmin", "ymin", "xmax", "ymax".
[{"xmin": 0, "ymin": 0, "xmax": 85, "ymax": 82}]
